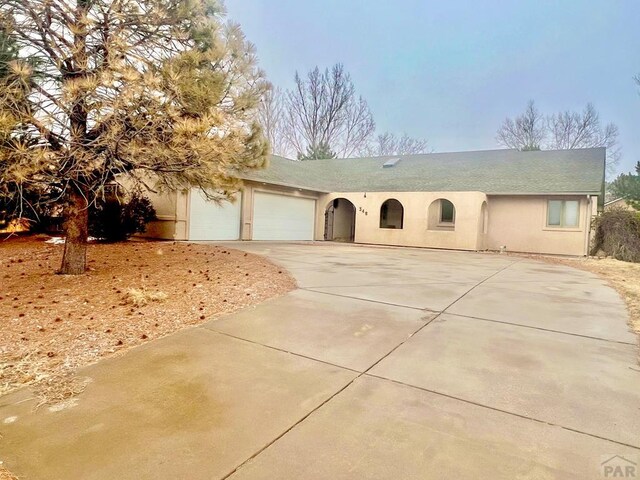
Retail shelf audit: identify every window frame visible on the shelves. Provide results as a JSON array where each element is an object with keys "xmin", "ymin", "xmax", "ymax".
[{"xmin": 546, "ymin": 199, "xmax": 580, "ymax": 229}]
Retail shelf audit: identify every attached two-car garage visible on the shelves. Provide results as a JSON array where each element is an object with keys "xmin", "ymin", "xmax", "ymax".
[{"xmin": 187, "ymin": 189, "xmax": 316, "ymax": 241}]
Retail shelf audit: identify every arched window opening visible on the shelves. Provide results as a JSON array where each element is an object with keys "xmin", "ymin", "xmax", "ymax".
[
  {"xmin": 440, "ymin": 199, "xmax": 455, "ymax": 224},
  {"xmin": 380, "ymin": 199, "xmax": 404, "ymax": 229},
  {"xmin": 428, "ymin": 199, "xmax": 456, "ymax": 231}
]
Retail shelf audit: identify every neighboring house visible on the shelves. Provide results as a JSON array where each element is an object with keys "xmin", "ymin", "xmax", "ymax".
[
  {"xmin": 604, "ymin": 197, "xmax": 637, "ymax": 211},
  {"xmin": 144, "ymin": 147, "xmax": 605, "ymax": 256}
]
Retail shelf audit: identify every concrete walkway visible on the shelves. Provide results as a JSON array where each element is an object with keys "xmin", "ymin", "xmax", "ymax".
[{"xmin": 1, "ymin": 243, "xmax": 638, "ymax": 479}]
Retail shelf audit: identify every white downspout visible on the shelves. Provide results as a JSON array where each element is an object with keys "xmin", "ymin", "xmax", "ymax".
[
  {"xmin": 181, "ymin": 189, "xmax": 190, "ymax": 241},
  {"xmin": 584, "ymin": 194, "xmax": 592, "ymax": 256}
]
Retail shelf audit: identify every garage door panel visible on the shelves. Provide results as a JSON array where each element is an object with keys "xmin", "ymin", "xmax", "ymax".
[
  {"xmin": 188, "ymin": 190, "xmax": 241, "ymax": 241},
  {"xmin": 253, "ymin": 192, "xmax": 315, "ymax": 241}
]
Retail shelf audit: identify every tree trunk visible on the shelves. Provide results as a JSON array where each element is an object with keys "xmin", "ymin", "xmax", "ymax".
[{"xmin": 60, "ymin": 188, "xmax": 89, "ymax": 275}]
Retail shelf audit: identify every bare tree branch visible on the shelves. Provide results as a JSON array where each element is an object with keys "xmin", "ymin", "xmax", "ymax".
[
  {"xmin": 283, "ymin": 63, "xmax": 375, "ymax": 159},
  {"xmin": 496, "ymin": 100, "xmax": 620, "ymax": 175},
  {"xmin": 256, "ymin": 84, "xmax": 291, "ymax": 156},
  {"xmin": 547, "ymin": 103, "xmax": 620, "ymax": 173},
  {"xmin": 496, "ymin": 100, "xmax": 546, "ymax": 151},
  {"xmin": 367, "ymin": 132, "xmax": 431, "ymax": 156}
]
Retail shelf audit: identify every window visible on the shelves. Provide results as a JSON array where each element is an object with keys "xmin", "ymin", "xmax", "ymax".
[
  {"xmin": 440, "ymin": 199, "xmax": 455, "ymax": 224},
  {"xmin": 547, "ymin": 200, "xmax": 579, "ymax": 228},
  {"xmin": 480, "ymin": 201, "xmax": 488, "ymax": 234},
  {"xmin": 379, "ymin": 199, "xmax": 404, "ymax": 229},
  {"xmin": 428, "ymin": 198, "xmax": 456, "ymax": 230}
]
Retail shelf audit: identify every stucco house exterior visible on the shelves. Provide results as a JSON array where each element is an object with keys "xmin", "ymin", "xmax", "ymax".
[{"xmin": 144, "ymin": 147, "xmax": 605, "ymax": 256}]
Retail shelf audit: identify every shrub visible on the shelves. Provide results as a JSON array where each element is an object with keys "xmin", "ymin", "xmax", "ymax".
[
  {"xmin": 0, "ymin": 185, "xmax": 63, "ymax": 233},
  {"xmin": 591, "ymin": 207, "xmax": 640, "ymax": 262},
  {"xmin": 89, "ymin": 191, "xmax": 156, "ymax": 242}
]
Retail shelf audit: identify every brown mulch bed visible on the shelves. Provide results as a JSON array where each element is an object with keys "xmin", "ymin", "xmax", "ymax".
[{"xmin": 0, "ymin": 236, "xmax": 296, "ymax": 405}]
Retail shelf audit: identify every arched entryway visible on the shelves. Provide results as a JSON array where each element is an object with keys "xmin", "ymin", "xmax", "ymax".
[{"xmin": 324, "ymin": 198, "xmax": 356, "ymax": 242}]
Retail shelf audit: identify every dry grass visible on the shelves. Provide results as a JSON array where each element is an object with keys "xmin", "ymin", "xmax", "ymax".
[
  {"xmin": 0, "ymin": 465, "xmax": 19, "ymax": 480},
  {"xmin": 123, "ymin": 287, "xmax": 168, "ymax": 307},
  {"xmin": 0, "ymin": 236, "xmax": 296, "ymax": 405}
]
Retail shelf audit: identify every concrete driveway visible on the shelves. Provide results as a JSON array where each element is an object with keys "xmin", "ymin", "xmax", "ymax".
[{"xmin": 1, "ymin": 242, "xmax": 638, "ymax": 479}]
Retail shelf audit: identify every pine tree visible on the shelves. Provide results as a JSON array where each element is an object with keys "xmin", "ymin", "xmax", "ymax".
[
  {"xmin": 609, "ymin": 162, "xmax": 640, "ymax": 210},
  {"xmin": 297, "ymin": 142, "xmax": 337, "ymax": 160},
  {"xmin": 0, "ymin": 0, "xmax": 269, "ymax": 274}
]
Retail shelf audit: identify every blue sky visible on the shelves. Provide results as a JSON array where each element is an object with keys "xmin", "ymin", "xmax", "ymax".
[{"xmin": 226, "ymin": 0, "xmax": 640, "ymax": 174}]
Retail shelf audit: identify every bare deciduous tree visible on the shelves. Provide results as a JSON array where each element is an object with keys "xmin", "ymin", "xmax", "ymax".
[
  {"xmin": 258, "ymin": 64, "xmax": 429, "ymax": 160},
  {"xmin": 340, "ymin": 96, "xmax": 377, "ymax": 157},
  {"xmin": 497, "ymin": 100, "xmax": 621, "ymax": 174},
  {"xmin": 0, "ymin": 0, "xmax": 269, "ymax": 274},
  {"xmin": 496, "ymin": 100, "xmax": 546, "ymax": 151},
  {"xmin": 368, "ymin": 132, "xmax": 431, "ymax": 156},
  {"xmin": 283, "ymin": 63, "xmax": 375, "ymax": 159},
  {"xmin": 547, "ymin": 103, "xmax": 620, "ymax": 172},
  {"xmin": 257, "ymin": 84, "xmax": 290, "ymax": 157}
]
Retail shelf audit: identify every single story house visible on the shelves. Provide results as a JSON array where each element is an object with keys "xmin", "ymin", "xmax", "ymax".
[{"xmin": 144, "ymin": 147, "xmax": 605, "ymax": 256}]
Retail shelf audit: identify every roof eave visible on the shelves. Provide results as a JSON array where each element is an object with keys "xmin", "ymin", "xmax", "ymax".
[
  {"xmin": 487, "ymin": 191, "xmax": 602, "ymax": 196},
  {"xmin": 241, "ymin": 177, "xmax": 330, "ymax": 194}
]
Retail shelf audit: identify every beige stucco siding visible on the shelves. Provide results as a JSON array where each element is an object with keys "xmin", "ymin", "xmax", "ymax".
[
  {"xmin": 484, "ymin": 195, "xmax": 591, "ymax": 256},
  {"xmin": 316, "ymin": 191, "xmax": 488, "ymax": 250},
  {"xmin": 144, "ymin": 183, "xmax": 594, "ymax": 256},
  {"xmin": 142, "ymin": 189, "xmax": 188, "ymax": 240},
  {"xmin": 119, "ymin": 172, "xmax": 188, "ymax": 240}
]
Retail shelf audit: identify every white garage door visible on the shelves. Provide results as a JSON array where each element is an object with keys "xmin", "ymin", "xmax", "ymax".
[
  {"xmin": 252, "ymin": 192, "xmax": 315, "ymax": 240},
  {"xmin": 188, "ymin": 190, "xmax": 241, "ymax": 240}
]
